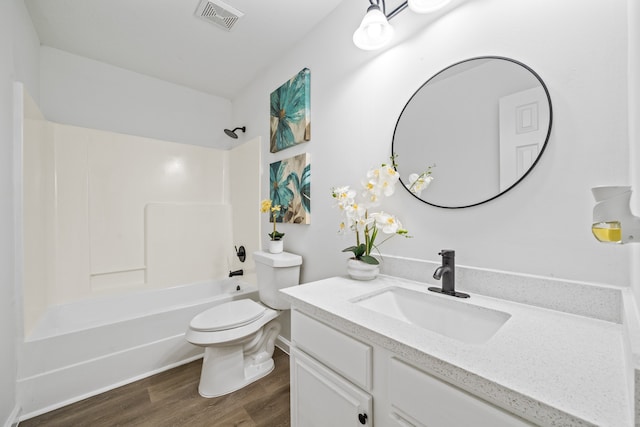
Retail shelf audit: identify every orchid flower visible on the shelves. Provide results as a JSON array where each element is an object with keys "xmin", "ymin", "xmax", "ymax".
[
  {"xmin": 331, "ymin": 156, "xmax": 417, "ymax": 265},
  {"xmin": 260, "ymin": 199, "xmax": 285, "ymax": 241}
]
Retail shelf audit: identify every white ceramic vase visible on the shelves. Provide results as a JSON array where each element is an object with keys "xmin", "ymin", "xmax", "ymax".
[
  {"xmin": 346, "ymin": 258, "xmax": 379, "ymax": 281},
  {"xmin": 269, "ymin": 239, "xmax": 283, "ymax": 254}
]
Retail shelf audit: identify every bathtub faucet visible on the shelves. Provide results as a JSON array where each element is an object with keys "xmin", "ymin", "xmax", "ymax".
[{"xmin": 229, "ymin": 269, "xmax": 244, "ymax": 277}]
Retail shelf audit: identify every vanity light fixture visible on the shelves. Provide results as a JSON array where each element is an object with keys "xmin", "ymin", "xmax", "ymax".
[
  {"xmin": 407, "ymin": 0, "xmax": 452, "ymax": 14},
  {"xmin": 352, "ymin": 0, "xmax": 396, "ymax": 50},
  {"xmin": 591, "ymin": 186, "xmax": 640, "ymax": 244},
  {"xmin": 353, "ymin": 0, "xmax": 451, "ymax": 51}
]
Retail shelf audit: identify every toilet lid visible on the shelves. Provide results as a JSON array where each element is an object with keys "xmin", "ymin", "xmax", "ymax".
[{"xmin": 190, "ymin": 299, "xmax": 266, "ymax": 332}]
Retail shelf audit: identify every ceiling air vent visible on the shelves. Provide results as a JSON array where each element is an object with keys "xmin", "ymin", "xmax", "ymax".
[{"xmin": 195, "ymin": 0, "xmax": 244, "ymax": 32}]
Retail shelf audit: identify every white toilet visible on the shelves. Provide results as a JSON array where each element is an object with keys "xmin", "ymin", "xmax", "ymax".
[{"xmin": 186, "ymin": 250, "xmax": 302, "ymax": 398}]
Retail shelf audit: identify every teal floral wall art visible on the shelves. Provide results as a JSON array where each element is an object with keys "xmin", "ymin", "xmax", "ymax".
[
  {"xmin": 270, "ymin": 153, "xmax": 311, "ymax": 224},
  {"xmin": 270, "ymin": 68, "xmax": 311, "ymax": 153}
]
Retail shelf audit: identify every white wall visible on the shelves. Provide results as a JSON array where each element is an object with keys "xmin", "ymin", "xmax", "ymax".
[
  {"xmin": 630, "ymin": 0, "xmax": 640, "ymax": 303},
  {"xmin": 39, "ymin": 47, "xmax": 234, "ymax": 150},
  {"xmin": 233, "ymin": 0, "xmax": 630, "ymax": 287},
  {"xmin": 0, "ymin": 0, "xmax": 40, "ymax": 424}
]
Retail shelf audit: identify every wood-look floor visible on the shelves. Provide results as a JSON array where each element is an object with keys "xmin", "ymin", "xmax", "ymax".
[{"xmin": 20, "ymin": 348, "xmax": 290, "ymax": 427}]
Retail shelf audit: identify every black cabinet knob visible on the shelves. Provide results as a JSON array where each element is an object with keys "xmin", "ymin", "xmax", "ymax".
[{"xmin": 358, "ymin": 413, "xmax": 368, "ymax": 424}]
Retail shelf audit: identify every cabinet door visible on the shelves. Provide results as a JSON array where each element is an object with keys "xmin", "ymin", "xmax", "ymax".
[
  {"xmin": 291, "ymin": 347, "xmax": 373, "ymax": 427},
  {"xmin": 291, "ymin": 309, "xmax": 372, "ymax": 391},
  {"xmin": 389, "ymin": 358, "xmax": 534, "ymax": 427}
]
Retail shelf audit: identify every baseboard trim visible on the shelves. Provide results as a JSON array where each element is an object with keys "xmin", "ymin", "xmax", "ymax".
[
  {"xmin": 18, "ymin": 334, "xmax": 202, "ymax": 421},
  {"xmin": 276, "ymin": 335, "xmax": 291, "ymax": 354},
  {"xmin": 19, "ymin": 334, "xmax": 291, "ymax": 421},
  {"xmin": 3, "ymin": 404, "xmax": 21, "ymax": 427}
]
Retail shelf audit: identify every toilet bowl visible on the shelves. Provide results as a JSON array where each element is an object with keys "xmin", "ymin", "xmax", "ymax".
[{"xmin": 186, "ymin": 250, "xmax": 302, "ymax": 398}]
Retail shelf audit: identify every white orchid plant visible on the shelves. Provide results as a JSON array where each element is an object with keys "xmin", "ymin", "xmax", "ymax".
[{"xmin": 331, "ymin": 157, "xmax": 411, "ymax": 265}]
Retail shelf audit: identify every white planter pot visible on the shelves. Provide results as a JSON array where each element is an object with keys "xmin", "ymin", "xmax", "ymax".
[
  {"xmin": 269, "ymin": 240, "xmax": 284, "ymax": 254},
  {"xmin": 346, "ymin": 259, "xmax": 379, "ymax": 281}
]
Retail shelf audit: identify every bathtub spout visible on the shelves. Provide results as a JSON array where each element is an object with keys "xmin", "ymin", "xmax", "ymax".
[{"xmin": 229, "ymin": 269, "xmax": 244, "ymax": 277}]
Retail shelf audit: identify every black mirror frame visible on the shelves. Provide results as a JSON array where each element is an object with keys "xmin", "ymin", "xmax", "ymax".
[{"xmin": 391, "ymin": 56, "xmax": 553, "ymax": 209}]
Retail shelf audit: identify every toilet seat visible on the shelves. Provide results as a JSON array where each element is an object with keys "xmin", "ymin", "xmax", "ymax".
[
  {"xmin": 190, "ymin": 299, "xmax": 266, "ymax": 332},
  {"xmin": 186, "ymin": 302, "xmax": 279, "ymax": 346}
]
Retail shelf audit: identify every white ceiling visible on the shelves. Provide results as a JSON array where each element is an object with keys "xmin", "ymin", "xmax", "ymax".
[{"xmin": 25, "ymin": 0, "xmax": 346, "ymax": 99}]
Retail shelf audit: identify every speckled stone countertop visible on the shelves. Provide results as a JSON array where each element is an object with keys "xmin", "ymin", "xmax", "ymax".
[{"xmin": 281, "ymin": 275, "xmax": 631, "ymax": 427}]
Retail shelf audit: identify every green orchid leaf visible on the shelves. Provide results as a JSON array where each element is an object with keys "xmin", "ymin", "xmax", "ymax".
[
  {"xmin": 341, "ymin": 246, "xmax": 360, "ymax": 257},
  {"xmin": 342, "ymin": 243, "xmax": 366, "ymax": 258},
  {"xmin": 269, "ymin": 231, "xmax": 285, "ymax": 241},
  {"xmin": 360, "ymin": 255, "xmax": 380, "ymax": 265},
  {"xmin": 367, "ymin": 227, "xmax": 378, "ymax": 254}
]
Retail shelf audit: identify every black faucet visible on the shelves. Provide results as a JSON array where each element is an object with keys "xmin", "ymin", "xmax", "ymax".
[
  {"xmin": 229, "ymin": 269, "xmax": 244, "ymax": 277},
  {"xmin": 428, "ymin": 250, "xmax": 469, "ymax": 298}
]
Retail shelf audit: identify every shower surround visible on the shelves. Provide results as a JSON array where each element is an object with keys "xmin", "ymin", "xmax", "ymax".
[{"xmin": 18, "ymin": 90, "xmax": 261, "ymax": 418}]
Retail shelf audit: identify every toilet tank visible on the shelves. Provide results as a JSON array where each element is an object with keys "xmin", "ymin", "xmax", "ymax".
[{"xmin": 253, "ymin": 250, "xmax": 302, "ymax": 310}]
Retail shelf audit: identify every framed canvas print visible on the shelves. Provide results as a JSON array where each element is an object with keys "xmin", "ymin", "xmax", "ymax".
[
  {"xmin": 270, "ymin": 68, "xmax": 311, "ymax": 153},
  {"xmin": 269, "ymin": 153, "xmax": 311, "ymax": 224}
]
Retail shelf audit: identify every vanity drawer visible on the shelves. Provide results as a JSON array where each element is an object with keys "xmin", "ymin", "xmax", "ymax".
[
  {"xmin": 388, "ymin": 358, "xmax": 534, "ymax": 427},
  {"xmin": 291, "ymin": 309, "xmax": 372, "ymax": 391}
]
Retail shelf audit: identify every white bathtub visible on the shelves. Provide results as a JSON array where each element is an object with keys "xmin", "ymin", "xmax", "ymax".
[{"xmin": 18, "ymin": 278, "xmax": 258, "ymax": 419}]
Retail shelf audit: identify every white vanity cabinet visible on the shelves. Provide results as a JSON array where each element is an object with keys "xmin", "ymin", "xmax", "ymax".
[
  {"xmin": 290, "ymin": 309, "xmax": 534, "ymax": 427},
  {"xmin": 290, "ymin": 309, "xmax": 373, "ymax": 426}
]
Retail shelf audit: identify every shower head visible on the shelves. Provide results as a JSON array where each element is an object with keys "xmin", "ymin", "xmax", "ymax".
[{"xmin": 224, "ymin": 126, "xmax": 246, "ymax": 139}]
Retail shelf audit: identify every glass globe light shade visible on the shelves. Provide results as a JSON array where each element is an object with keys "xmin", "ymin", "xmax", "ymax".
[{"xmin": 353, "ymin": 4, "xmax": 395, "ymax": 51}]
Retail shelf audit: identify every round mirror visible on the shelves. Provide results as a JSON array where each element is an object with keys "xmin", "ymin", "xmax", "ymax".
[{"xmin": 392, "ymin": 56, "xmax": 552, "ymax": 208}]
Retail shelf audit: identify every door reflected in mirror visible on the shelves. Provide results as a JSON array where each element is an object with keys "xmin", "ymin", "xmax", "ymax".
[{"xmin": 392, "ymin": 57, "xmax": 552, "ymax": 208}]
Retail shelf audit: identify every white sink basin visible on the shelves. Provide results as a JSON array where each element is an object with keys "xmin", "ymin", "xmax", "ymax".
[{"xmin": 352, "ymin": 287, "xmax": 511, "ymax": 344}]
